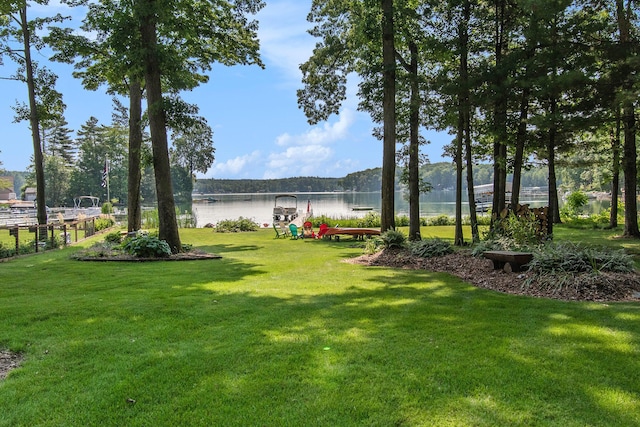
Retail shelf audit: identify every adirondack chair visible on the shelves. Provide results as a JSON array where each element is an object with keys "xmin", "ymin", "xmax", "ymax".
[{"xmin": 273, "ymin": 223, "xmax": 289, "ymax": 238}]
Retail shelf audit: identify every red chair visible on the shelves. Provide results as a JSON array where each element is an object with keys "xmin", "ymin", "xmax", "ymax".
[{"xmin": 317, "ymin": 223, "xmax": 328, "ymax": 239}]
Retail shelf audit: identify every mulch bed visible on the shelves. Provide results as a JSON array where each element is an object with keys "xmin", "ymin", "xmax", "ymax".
[
  {"xmin": 348, "ymin": 248, "xmax": 640, "ymax": 303},
  {"xmin": 74, "ymin": 249, "xmax": 222, "ymax": 262}
]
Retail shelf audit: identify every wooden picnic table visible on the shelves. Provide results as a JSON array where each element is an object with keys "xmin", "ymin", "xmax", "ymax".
[{"xmin": 323, "ymin": 227, "xmax": 381, "ymax": 240}]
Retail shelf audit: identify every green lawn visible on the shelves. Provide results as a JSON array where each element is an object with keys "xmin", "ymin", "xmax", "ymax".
[{"xmin": 0, "ymin": 226, "xmax": 639, "ymax": 426}]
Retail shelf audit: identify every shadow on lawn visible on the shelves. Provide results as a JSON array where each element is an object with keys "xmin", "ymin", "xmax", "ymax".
[
  {"xmin": 2, "ymin": 248, "xmax": 639, "ymax": 426},
  {"xmin": 135, "ymin": 276, "xmax": 639, "ymax": 426}
]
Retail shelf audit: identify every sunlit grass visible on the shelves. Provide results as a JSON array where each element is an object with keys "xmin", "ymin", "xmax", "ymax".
[{"xmin": 0, "ymin": 226, "xmax": 639, "ymax": 426}]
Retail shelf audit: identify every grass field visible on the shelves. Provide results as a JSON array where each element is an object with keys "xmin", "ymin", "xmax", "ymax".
[{"xmin": 0, "ymin": 226, "xmax": 639, "ymax": 426}]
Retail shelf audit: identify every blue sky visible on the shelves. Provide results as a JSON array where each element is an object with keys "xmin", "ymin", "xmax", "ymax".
[{"xmin": 0, "ymin": 0, "xmax": 453, "ymax": 179}]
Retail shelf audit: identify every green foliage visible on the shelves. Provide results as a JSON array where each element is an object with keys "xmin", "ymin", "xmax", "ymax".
[
  {"xmin": 410, "ymin": 238, "xmax": 454, "ymax": 258},
  {"xmin": 427, "ymin": 215, "xmax": 453, "ymax": 226},
  {"xmin": 71, "ymin": 241, "xmax": 122, "ymax": 259},
  {"xmin": 479, "ymin": 212, "xmax": 542, "ymax": 253},
  {"xmin": 94, "ymin": 217, "xmax": 115, "ymax": 231},
  {"xmin": 560, "ymin": 191, "xmax": 589, "ymax": 219},
  {"xmin": 104, "ymin": 231, "xmax": 123, "ymax": 244},
  {"xmin": 101, "ymin": 202, "xmax": 113, "ymax": 214},
  {"xmin": 528, "ymin": 242, "xmax": 635, "ymax": 274},
  {"xmin": 363, "ymin": 236, "xmax": 383, "ymax": 255},
  {"xmin": 0, "ymin": 242, "xmax": 16, "ymax": 259},
  {"xmin": 215, "ymin": 217, "xmax": 259, "ymax": 233},
  {"xmin": 394, "ymin": 215, "xmax": 409, "ymax": 227},
  {"xmin": 142, "ymin": 209, "xmax": 160, "ymax": 229},
  {"xmin": 122, "ymin": 234, "xmax": 171, "ymax": 258},
  {"xmin": 380, "ymin": 229, "xmax": 406, "ymax": 249},
  {"xmin": 356, "ymin": 212, "xmax": 381, "ymax": 227}
]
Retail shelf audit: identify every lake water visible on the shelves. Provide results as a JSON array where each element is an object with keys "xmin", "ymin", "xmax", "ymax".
[{"xmin": 191, "ymin": 191, "xmax": 572, "ymax": 228}]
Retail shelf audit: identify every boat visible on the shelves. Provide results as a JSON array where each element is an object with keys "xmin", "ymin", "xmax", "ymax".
[
  {"xmin": 352, "ymin": 206, "xmax": 374, "ymax": 211},
  {"xmin": 272, "ymin": 194, "xmax": 299, "ymax": 224}
]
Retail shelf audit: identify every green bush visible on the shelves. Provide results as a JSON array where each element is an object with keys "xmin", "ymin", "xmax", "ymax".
[
  {"xmin": 410, "ymin": 238, "xmax": 454, "ymax": 258},
  {"xmin": 480, "ymin": 211, "xmax": 542, "ymax": 252},
  {"xmin": 122, "ymin": 234, "xmax": 171, "ymax": 258},
  {"xmin": 101, "ymin": 202, "xmax": 113, "ymax": 215},
  {"xmin": 380, "ymin": 229, "xmax": 406, "ymax": 249},
  {"xmin": 95, "ymin": 217, "xmax": 115, "ymax": 231},
  {"xmin": 394, "ymin": 215, "xmax": 410, "ymax": 227},
  {"xmin": 215, "ymin": 217, "xmax": 259, "ymax": 232},
  {"xmin": 356, "ymin": 212, "xmax": 381, "ymax": 228},
  {"xmin": 528, "ymin": 242, "xmax": 635, "ymax": 274},
  {"xmin": 0, "ymin": 242, "xmax": 16, "ymax": 259},
  {"xmin": 104, "ymin": 231, "xmax": 123, "ymax": 244},
  {"xmin": 560, "ymin": 191, "xmax": 589, "ymax": 220},
  {"xmin": 363, "ymin": 237, "xmax": 383, "ymax": 255},
  {"xmin": 427, "ymin": 215, "xmax": 452, "ymax": 226}
]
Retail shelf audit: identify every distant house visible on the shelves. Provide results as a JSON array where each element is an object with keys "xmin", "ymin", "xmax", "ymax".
[
  {"xmin": 24, "ymin": 187, "xmax": 37, "ymax": 202},
  {"xmin": 0, "ymin": 176, "xmax": 16, "ymax": 201}
]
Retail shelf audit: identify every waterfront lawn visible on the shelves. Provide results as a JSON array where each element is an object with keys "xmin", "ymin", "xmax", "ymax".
[{"xmin": 0, "ymin": 227, "xmax": 639, "ymax": 426}]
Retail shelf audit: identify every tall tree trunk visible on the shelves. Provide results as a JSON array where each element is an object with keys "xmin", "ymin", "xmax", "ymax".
[
  {"xmin": 547, "ymin": 96, "xmax": 560, "ymax": 235},
  {"xmin": 455, "ymin": 101, "xmax": 464, "ymax": 246},
  {"xmin": 511, "ymin": 85, "xmax": 530, "ymax": 209},
  {"xmin": 139, "ymin": 0, "xmax": 182, "ymax": 252},
  {"xmin": 127, "ymin": 79, "xmax": 143, "ymax": 232},
  {"xmin": 381, "ymin": 0, "xmax": 396, "ymax": 232},
  {"xmin": 408, "ymin": 41, "xmax": 421, "ymax": 241},
  {"xmin": 609, "ymin": 109, "xmax": 621, "ymax": 228},
  {"xmin": 20, "ymin": 7, "xmax": 46, "ymax": 225},
  {"xmin": 616, "ymin": 0, "xmax": 639, "ymax": 237},
  {"xmin": 461, "ymin": 0, "xmax": 479, "ymax": 243},
  {"xmin": 492, "ymin": 0, "xmax": 508, "ymax": 221}
]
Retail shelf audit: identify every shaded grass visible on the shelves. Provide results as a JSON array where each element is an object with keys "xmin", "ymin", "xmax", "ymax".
[{"xmin": 0, "ymin": 227, "xmax": 639, "ymax": 426}]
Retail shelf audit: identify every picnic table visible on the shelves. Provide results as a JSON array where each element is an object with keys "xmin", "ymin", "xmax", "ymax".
[{"xmin": 323, "ymin": 227, "xmax": 381, "ymax": 241}]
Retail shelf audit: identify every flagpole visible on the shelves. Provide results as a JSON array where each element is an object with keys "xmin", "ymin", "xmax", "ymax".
[
  {"xmin": 106, "ymin": 157, "xmax": 110, "ymax": 203},
  {"xmin": 102, "ymin": 157, "xmax": 110, "ymax": 204}
]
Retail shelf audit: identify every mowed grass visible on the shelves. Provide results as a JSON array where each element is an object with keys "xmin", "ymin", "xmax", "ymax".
[{"xmin": 0, "ymin": 226, "xmax": 639, "ymax": 426}]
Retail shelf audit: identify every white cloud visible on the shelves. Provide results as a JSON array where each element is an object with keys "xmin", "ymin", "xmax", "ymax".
[
  {"xmin": 206, "ymin": 151, "xmax": 262, "ymax": 178},
  {"xmin": 276, "ymin": 109, "xmax": 355, "ymax": 147},
  {"xmin": 263, "ymin": 109, "xmax": 358, "ymax": 178},
  {"xmin": 256, "ymin": 1, "xmax": 315, "ymax": 81}
]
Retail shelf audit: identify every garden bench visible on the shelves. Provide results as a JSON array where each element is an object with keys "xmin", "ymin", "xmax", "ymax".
[{"xmin": 483, "ymin": 250, "xmax": 533, "ymax": 273}]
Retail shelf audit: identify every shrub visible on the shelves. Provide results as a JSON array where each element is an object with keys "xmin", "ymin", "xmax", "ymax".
[
  {"xmin": 0, "ymin": 242, "xmax": 16, "ymax": 259},
  {"xmin": 104, "ymin": 231, "xmax": 123, "ymax": 245},
  {"xmin": 356, "ymin": 212, "xmax": 381, "ymax": 228},
  {"xmin": 427, "ymin": 215, "xmax": 452, "ymax": 226},
  {"xmin": 479, "ymin": 211, "xmax": 542, "ymax": 253},
  {"xmin": 363, "ymin": 237, "xmax": 383, "ymax": 255},
  {"xmin": 560, "ymin": 191, "xmax": 589, "ymax": 220},
  {"xmin": 101, "ymin": 202, "xmax": 113, "ymax": 215},
  {"xmin": 122, "ymin": 234, "xmax": 171, "ymax": 258},
  {"xmin": 215, "ymin": 217, "xmax": 259, "ymax": 232},
  {"xmin": 410, "ymin": 238, "xmax": 454, "ymax": 258},
  {"xmin": 380, "ymin": 229, "xmax": 406, "ymax": 249},
  {"xmin": 71, "ymin": 242, "xmax": 122, "ymax": 259},
  {"xmin": 95, "ymin": 217, "xmax": 115, "ymax": 231},
  {"xmin": 394, "ymin": 215, "xmax": 410, "ymax": 227},
  {"xmin": 528, "ymin": 242, "xmax": 635, "ymax": 274}
]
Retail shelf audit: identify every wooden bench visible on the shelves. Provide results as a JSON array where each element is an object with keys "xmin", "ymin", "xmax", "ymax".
[
  {"xmin": 323, "ymin": 227, "xmax": 381, "ymax": 241},
  {"xmin": 483, "ymin": 250, "xmax": 533, "ymax": 273}
]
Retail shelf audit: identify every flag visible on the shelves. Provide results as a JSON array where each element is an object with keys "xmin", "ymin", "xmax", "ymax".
[{"xmin": 101, "ymin": 159, "xmax": 109, "ymax": 188}]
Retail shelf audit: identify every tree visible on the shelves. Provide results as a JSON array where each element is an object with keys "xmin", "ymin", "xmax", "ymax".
[
  {"xmin": 614, "ymin": 0, "xmax": 639, "ymax": 237},
  {"xmin": 50, "ymin": 0, "xmax": 264, "ymax": 248},
  {"xmin": 1, "ymin": 1, "xmax": 66, "ymax": 224}
]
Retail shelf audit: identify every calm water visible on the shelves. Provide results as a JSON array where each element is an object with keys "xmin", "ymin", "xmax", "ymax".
[{"xmin": 191, "ymin": 191, "xmax": 579, "ymax": 228}]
